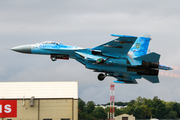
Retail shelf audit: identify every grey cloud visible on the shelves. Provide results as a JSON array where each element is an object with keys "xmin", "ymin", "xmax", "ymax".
[{"xmin": 0, "ymin": 0, "xmax": 180, "ymax": 103}]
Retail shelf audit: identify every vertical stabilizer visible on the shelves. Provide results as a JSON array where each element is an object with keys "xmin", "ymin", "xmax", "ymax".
[{"xmin": 129, "ymin": 33, "xmax": 151, "ymax": 57}]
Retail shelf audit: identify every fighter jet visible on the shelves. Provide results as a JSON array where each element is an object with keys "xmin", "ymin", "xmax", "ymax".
[{"xmin": 11, "ymin": 34, "xmax": 172, "ymax": 84}]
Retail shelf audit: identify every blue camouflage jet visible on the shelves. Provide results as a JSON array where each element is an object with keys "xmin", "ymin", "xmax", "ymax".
[{"xmin": 11, "ymin": 34, "xmax": 172, "ymax": 84}]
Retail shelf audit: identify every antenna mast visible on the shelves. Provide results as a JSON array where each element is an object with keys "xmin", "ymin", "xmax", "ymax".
[{"xmin": 110, "ymin": 83, "xmax": 115, "ymax": 120}]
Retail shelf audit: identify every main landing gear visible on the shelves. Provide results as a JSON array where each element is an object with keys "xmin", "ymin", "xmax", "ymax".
[
  {"xmin": 51, "ymin": 56, "xmax": 57, "ymax": 61},
  {"xmin": 97, "ymin": 73, "xmax": 106, "ymax": 81}
]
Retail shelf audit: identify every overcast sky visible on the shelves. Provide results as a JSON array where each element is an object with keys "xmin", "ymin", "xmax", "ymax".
[{"xmin": 0, "ymin": 0, "xmax": 180, "ymax": 104}]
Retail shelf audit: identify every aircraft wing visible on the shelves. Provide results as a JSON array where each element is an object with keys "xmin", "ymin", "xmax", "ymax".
[{"xmin": 92, "ymin": 34, "xmax": 137, "ymax": 58}]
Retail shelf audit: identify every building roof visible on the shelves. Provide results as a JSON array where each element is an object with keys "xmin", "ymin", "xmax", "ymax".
[
  {"xmin": 115, "ymin": 114, "xmax": 135, "ymax": 118},
  {"xmin": 0, "ymin": 81, "xmax": 78, "ymax": 99}
]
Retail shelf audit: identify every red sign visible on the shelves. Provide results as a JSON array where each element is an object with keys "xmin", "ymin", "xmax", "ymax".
[{"xmin": 0, "ymin": 100, "xmax": 17, "ymax": 118}]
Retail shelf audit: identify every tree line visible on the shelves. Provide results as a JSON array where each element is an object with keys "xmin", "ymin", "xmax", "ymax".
[{"xmin": 78, "ymin": 96, "xmax": 180, "ymax": 119}]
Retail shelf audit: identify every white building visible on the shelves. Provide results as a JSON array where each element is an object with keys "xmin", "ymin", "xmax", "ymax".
[{"xmin": 0, "ymin": 81, "xmax": 78, "ymax": 120}]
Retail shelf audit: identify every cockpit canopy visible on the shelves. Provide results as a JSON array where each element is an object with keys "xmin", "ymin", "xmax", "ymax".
[{"xmin": 41, "ymin": 41, "xmax": 59, "ymax": 45}]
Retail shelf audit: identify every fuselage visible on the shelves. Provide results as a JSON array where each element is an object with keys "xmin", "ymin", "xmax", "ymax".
[{"xmin": 11, "ymin": 41, "xmax": 172, "ymax": 74}]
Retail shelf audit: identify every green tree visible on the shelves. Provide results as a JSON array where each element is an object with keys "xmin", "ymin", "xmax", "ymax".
[
  {"xmin": 78, "ymin": 97, "xmax": 180, "ymax": 119},
  {"xmin": 152, "ymin": 97, "xmax": 166, "ymax": 118},
  {"xmin": 122, "ymin": 103, "xmax": 135, "ymax": 115},
  {"xmin": 78, "ymin": 98, "xmax": 85, "ymax": 112},
  {"xmin": 78, "ymin": 111, "xmax": 86, "ymax": 119},
  {"xmin": 78, "ymin": 98, "xmax": 86, "ymax": 119},
  {"xmin": 115, "ymin": 101, "xmax": 129, "ymax": 106},
  {"xmin": 121, "ymin": 97, "xmax": 153, "ymax": 119},
  {"xmin": 171, "ymin": 102, "xmax": 180, "ymax": 117},
  {"xmin": 134, "ymin": 96, "xmax": 146, "ymax": 107},
  {"xmin": 177, "ymin": 103, "xmax": 180, "ymax": 118},
  {"xmin": 133, "ymin": 106, "xmax": 143, "ymax": 119},
  {"xmin": 164, "ymin": 102, "xmax": 180, "ymax": 118},
  {"xmin": 168, "ymin": 110, "xmax": 177, "ymax": 119},
  {"xmin": 104, "ymin": 107, "xmax": 110, "ymax": 118},
  {"xmin": 104, "ymin": 107, "xmax": 123, "ymax": 118},
  {"xmin": 164, "ymin": 102, "xmax": 173, "ymax": 118},
  {"xmin": 115, "ymin": 108, "xmax": 123, "ymax": 116},
  {"xmin": 129, "ymin": 99, "xmax": 136, "ymax": 104},
  {"xmin": 93, "ymin": 107, "xmax": 106, "ymax": 119},
  {"xmin": 85, "ymin": 101, "xmax": 96, "ymax": 114},
  {"xmin": 106, "ymin": 101, "xmax": 129, "ymax": 106},
  {"xmin": 139, "ymin": 105, "xmax": 152, "ymax": 118}
]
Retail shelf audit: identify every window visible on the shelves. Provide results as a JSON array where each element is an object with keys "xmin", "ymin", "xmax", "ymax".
[
  {"xmin": 122, "ymin": 117, "xmax": 128, "ymax": 120},
  {"xmin": 61, "ymin": 119, "xmax": 70, "ymax": 120},
  {"xmin": 41, "ymin": 41, "xmax": 59, "ymax": 45}
]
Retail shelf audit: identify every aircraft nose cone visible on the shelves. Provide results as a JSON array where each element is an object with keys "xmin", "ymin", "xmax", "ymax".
[{"xmin": 11, "ymin": 45, "xmax": 32, "ymax": 54}]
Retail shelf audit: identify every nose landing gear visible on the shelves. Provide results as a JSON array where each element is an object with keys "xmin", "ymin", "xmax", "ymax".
[{"xmin": 98, "ymin": 73, "xmax": 106, "ymax": 81}]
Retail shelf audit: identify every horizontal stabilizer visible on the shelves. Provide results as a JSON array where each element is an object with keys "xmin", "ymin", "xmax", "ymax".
[
  {"xmin": 113, "ymin": 81, "xmax": 124, "ymax": 84},
  {"xmin": 111, "ymin": 34, "xmax": 137, "ymax": 38},
  {"xmin": 113, "ymin": 80, "xmax": 138, "ymax": 84},
  {"xmin": 114, "ymin": 76, "xmax": 138, "ymax": 84},
  {"xmin": 134, "ymin": 52, "xmax": 160, "ymax": 62},
  {"xmin": 143, "ymin": 75, "xmax": 159, "ymax": 83}
]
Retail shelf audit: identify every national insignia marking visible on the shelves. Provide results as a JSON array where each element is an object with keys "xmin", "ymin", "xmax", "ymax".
[{"xmin": 135, "ymin": 43, "xmax": 141, "ymax": 49}]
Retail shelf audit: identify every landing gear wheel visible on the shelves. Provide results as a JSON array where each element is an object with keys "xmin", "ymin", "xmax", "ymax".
[
  {"xmin": 96, "ymin": 58, "xmax": 104, "ymax": 64},
  {"xmin": 98, "ymin": 73, "xmax": 106, "ymax": 81},
  {"xmin": 51, "ymin": 56, "xmax": 57, "ymax": 61}
]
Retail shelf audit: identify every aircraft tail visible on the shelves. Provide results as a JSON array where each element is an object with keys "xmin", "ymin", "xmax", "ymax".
[
  {"xmin": 134, "ymin": 52, "xmax": 160, "ymax": 62},
  {"xmin": 129, "ymin": 33, "xmax": 151, "ymax": 58}
]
